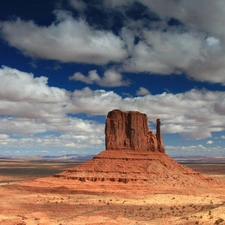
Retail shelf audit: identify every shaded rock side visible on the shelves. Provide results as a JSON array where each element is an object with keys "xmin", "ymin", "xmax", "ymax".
[{"xmin": 105, "ymin": 109, "xmax": 165, "ymax": 153}]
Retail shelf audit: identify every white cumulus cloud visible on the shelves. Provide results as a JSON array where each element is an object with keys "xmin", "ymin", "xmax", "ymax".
[
  {"xmin": 0, "ymin": 10, "xmax": 127, "ymax": 65},
  {"xmin": 0, "ymin": 66, "xmax": 68, "ymax": 120},
  {"xmin": 136, "ymin": 87, "xmax": 150, "ymax": 96},
  {"xmin": 2, "ymin": 1, "xmax": 225, "ymax": 85},
  {"xmin": 0, "ymin": 66, "xmax": 67, "ymax": 103},
  {"xmin": 67, "ymin": 87, "xmax": 225, "ymax": 140},
  {"xmin": 69, "ymin": 69, "xmax": 130, "ymax": 87}
]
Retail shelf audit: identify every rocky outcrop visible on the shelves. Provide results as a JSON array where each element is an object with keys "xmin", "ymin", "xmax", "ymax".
[
  {"xmin": 105, "ymin": 109, "xmax": 165, "ymax": 153},
  {"xmin": 53, "ymin": 150, "xmax": 215, "ymax": 189},
  {"xmin": 51, "ymin": 109, "xmax": 220, "ymax": 193}
]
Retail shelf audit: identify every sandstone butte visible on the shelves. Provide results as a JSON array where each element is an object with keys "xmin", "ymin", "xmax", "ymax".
[{"xmin": 24, "ymin": 109, "xmax": 223, "ymax": 194}]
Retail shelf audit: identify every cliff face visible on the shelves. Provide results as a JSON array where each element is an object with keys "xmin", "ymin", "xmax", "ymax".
[{"xmin": 105, "ymin": 109, "xmax": 165, "ymax": 153}]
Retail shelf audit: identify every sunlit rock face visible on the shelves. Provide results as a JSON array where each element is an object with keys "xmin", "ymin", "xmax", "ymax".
[{"xmin": 105, "ymin": 109, "xmax": 165, "ymax": 153}]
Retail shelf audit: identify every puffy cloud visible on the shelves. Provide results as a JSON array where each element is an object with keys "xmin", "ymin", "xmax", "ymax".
[
  {"xmin": 2, "ymin": 1, "xmax": 225, "ymax": 85},
  {"xmin": 0, "ymin": 134, "xmax": 9, "ymax": 140},
  {"xmin": 0, "ymin": 116, "xmax": 104, "ymax": 154},
  {"xmin": 0, "ymin": 117, "xmax": 47, "ymax": 135},
  {"xmin": 207, "ymin": 140, "xmax": 213, "ymax": 145},
  {"xmin": 69, "ymin": 71, "xmax": 98, "ymax": 85},
  {"xmin": 0, "ymin": 66, "xmax": 67, "ymax": 103},
  {"xmin": 69, "ymin": 87, "xmax": 123, "ymax": 115},
  {"xmin": 100, "ymin": 70, "xmax": 130, "ymax": 87},
  {"xmin": 0, "ymin": 133, "xmax": 104, "ymax": 152},
  {"xmin": 0, "ymin": 67, "xmax": 105, "ymax": 150},
  {"xmin": 213, "ymin": 99, "xmax": 225, "ymax": 115},
  {"xmin": 139, "ymin": 0, "xmax": 225, "ymax": 37},
  {"xmin": 101, "ymin": 0, "xmax": 225, "ymax": 85},
  {"xmin": 0, "ymin": 10, "xmax": 127, "ymax": 65},
  {"xmin": 69, "ymin": 69, "xmax": 130, "ymax": 87},
  {"xmin": 123, "ymin": 30, "xmax": 204, "ymax": 74},
  {"xmin": 0, "ymin": 66, "xmax": 68, "ymax": 120},
  {"xmin": 136, "ymin": 87, "xmax": 150, "ymax": 96},
  {"xmin": 120, "ymin": 25, "xmax": 225, "ymax": 85},
  {"xmin": 67, "ymin": 88, "xmax": 225, "ymax": 139},
  {"xmin": 129, "ymin": 0, "xmax": 225, "ymax": 85},
  {"xmin": 0, "ymin": 115, "xmax": 104, "ymax": 137},
  {"xmin": 1, "ymin": 66, "xmax": 225, "ymax": 152},
  {"xmin": 49, "ymin": 117, "xmax": 104, "ymax": 135}
]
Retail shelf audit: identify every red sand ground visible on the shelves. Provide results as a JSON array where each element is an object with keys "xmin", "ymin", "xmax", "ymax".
[{"xmin": 1, "ymin": 156, "xmax": 225, "ymax": 225}]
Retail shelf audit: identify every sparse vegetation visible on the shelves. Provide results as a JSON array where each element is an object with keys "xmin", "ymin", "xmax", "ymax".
[
  {"xmin": 182, "ymin": 216, "xmax": 189, "ymax": 220},
  {"xmin": 1, "ymin": 159, "xmax": 225, "ymax": 224},
  {"xmin": 214, "ymin": 218, "xmax": 224, "ymax": 225}
]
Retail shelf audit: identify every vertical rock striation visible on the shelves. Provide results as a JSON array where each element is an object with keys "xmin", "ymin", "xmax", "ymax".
[{"xmin": 105, "ymin": 109, "xmax": 165, "ymax": 153}]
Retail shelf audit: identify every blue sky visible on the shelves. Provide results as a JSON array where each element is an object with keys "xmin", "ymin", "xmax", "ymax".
[{"xmin": 0, "ymin": 0, "xmax": 225, "ymax": 157}]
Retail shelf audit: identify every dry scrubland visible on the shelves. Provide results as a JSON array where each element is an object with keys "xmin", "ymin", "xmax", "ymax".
[{"xmin": 0, "ymin": 159, "xmax": 225, "ymax": 225}]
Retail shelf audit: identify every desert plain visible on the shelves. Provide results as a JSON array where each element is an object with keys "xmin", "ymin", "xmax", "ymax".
[{"xmin": 1, "ymin": 158, "xmax": 225, "ymax": 225}]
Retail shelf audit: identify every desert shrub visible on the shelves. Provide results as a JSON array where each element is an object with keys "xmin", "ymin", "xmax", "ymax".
[
  {"xmin": 214, "ymin": 218, "xmax": 224, "ymax": 225},
  {"xmin": 181, "ymin": 216, "xmax": 189, "ymax": 220}
]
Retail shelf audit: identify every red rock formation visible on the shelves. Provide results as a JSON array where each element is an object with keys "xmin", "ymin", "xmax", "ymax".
[
  {"xmin": 47, "ymin": 109, "xmax": 221, "ymax": 194},
  {"xmin": 105, "ymin": 109, "xmax": 165, "ymax": 153}
]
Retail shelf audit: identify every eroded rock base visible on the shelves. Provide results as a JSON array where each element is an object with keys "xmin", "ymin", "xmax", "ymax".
[{"xmin": 53, "ymin": 150, "xmax": 218, "ymax": 190}]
